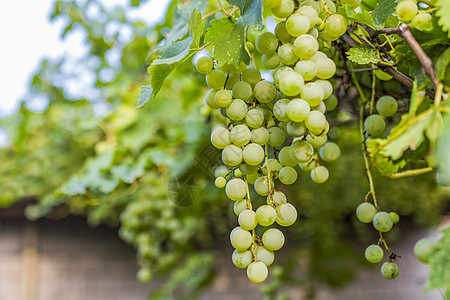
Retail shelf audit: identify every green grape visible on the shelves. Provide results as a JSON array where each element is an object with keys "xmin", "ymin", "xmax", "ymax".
[
  {"xmin": 376, "ymin": 95, "xmax": 398, "ymax": 117},
  {"xmin": 240, "ymin": 163, "xmax": 259, "ymax": 175},
  {"xmin": 222, "ymin": 144, "xmax": 243, "ymax": 166},
  {"xmin": 315, "ymin": 80, "xmax": 333, "ymax": 99},
  {"xmin": 215, "ymin": 165, "xmax": 229, "ymax": 178},
  {"xmin": 254, "ymin": 176, "xmax": 270, "ymax": 196},
  {"xmin": 412, "ymin": 12, "xmax": 433, "ymax": 31},
  {"xmin": 246, "ymin": 109, "xmax": 265, "ymax": 128},
  {"xmin": 215, "ymin": 176, "xmax": 226, "ymax": 188},
  {"xmin": 279, "ymin": 166, "xmax": 298, "ymax": 184},
  {"xmin": 381, "ymin": 262, "xmax": 399, "ymax": 280},
  {"xmin": 219, "ymin": 61, "xmax": 247, "ymax": 74},
  {"xmin": 323, "ymin": 94, "xmax": 338, "ymax": 111},
  {"xmin": 227, "ymin": 99, "xmax": 248, "ymax": 121},
  {"xmin": 254, "ymin": 80, "xmax": 277, "ymax": 103},
  {"xmin": 318, "ymin": 0, "xmax": 336, "ymax": 15},
  {"xmin": 279, "ymin": 71, "xmax": 305, "ymax": 96},
  {"xmin": 206, "ymin": 69, "xmax": 226, "ymax": 89},
  {"xmin": 356, "ymin": 202, "xmax": 377, "ymax": 223},
  {"xmin": 268, "ymin": 191, "xmax": 287, "ymax": 205},
  {"xmin": 273, "ymin": 98, "xmax": 291, "ymax": 122},
  {"xmin": 364, "ymin": 114, "xmax": 386, "ymax": 137},
  {"xmin": 274, "ymin": 66, "xmax": 294, "ymax": 85},
  {"xmin": 234, "ymin": 168, "xmax": 243, "ymax": 178},
  {"xmin": 255, "ymin": 32, "xmax": 279, "ymax": 55},
  {"xmin": 137, "ymin": 267, "xmax": 152, "ymax": 283},
  {"xmin": 232, "ymin": 81, "xmax": 253, "ymax": 101},
  {"xmin": 204, "ymin": 88, "xmax": 220, "ymax": 109},
  {"xmin": 298, "ymin": 5, "xmax": 319, "ymax": 27},
  {"xmin": 251, "ymin": 127, "xmax": 270, "ymax": 145},
  {"xmin": 232, "ymin": 249, "xmax": 253, "ymax": 268},
  {"xmin": 275, "ymin": 21, "xmax": 294, "ymax": 43},
  {"xmin": 389, "ymin": 212, "xmax": 400, "ymax": 224},
  {"xmin": 413, "ymin": 238, "xmax": 436, "ymax": 263},
  {"xmin": 256, "ymin": 246, "xmax": 275, "ymax": 266},
  {"xmin": 214, "ymin": 89, "xmax": 233, "ymax": 107},
  {"xmin": 312, "ymin": 101, "xmax": 326, "ymax": 114},
  {"xmin": 307, "ymin": 27, "xmax": 319, "ymax": 39},
  {"xmin": 234, "ymin": 199, "xmax": 248, "ymax": 216},
  {"xmin": 310, "ymin": 51, "xmax": 328, "ymax": 62},
  {"xmin": 295, "ymin": 60, "xmax": 318, "ymax": 81},
  {"xmin": 272, "ymin": 0, "xmax": 295, "ymax": 18},
  {"xmin": 342, "ymin": 0, "xmax": 361, "ymax": 8},
  {"xmin": 196, "ymin": 56, "xmax": 213, "ymax": 74},
  {"xmin": 324, "ymin": 14, "xmax": 348, "ymax": 37},
  {"xmin": 264, "ymin": 0, "xmax": 282, "ymax": 8},
  {"xmin": 286, "ymin": 121, "xmax": 306, "ymax": 137},
  {"xmin": 243, "ymin": 68, "xmax": 262, "ymax": 86},
  {"xmin": 276, "ymin": 203, "xmax": 298, "ymax": 226},
  {"xmin": 246, "ymin": 41, "xmax": 255, "ymax": 53},
  {"xmin": 226, "ymin": 178, "xmax": 247, "ymax": 200},
  {"xmin": 365, "ymin": 244, "xmax": 384, "ymax": 263},
  {"xmin": 315, "ymin": 57, "xmax": 336, "ymax": 79},
  {"xmin": 311, "ymin": 166, "xmax": 329, "ymax": 183},
  {"xmin": 247, "ymin": 261, "xmax": 268, "ymax": 283},
  {"xmin": 262, "ymin": 228, "xmax": 285, "ymax": 251},
  {"xmin": 306, "ymin": 133, "xmax": 327, "ymax": 148},
  {"xmin": 375, "ymin": 69, "xmax": 393, "ymax": 81},
  {"xmin": 305, "ymin": 110, "xmax": 326, "ymax": 132},
  {"xmin": 299, "ymin": 158, "xmax": 316, "ymax": 171},
  {"xmin": 319, "ymin": 142, "xmax": 341, "ymax": 162},
  {"xmin": 243, "ymin": 143, "xmax": 265, "ymax": 166},
  {"xmin": 293, "ymin": 34, "xmax": 319, "ymax": 59},
  {"xmin": 278, "ymin": 43, "xmax": 299, "ymax": 65},
  {"xmin": 256, "ymin": 205, "xmax": 277, "ymax": 226},
  {"xmin": 225, "ymin": 74, "xmax": 240, "ymax": 90},
  {"xmin": 239, "ymin": 209, "xmax": 257, "ymax": 230},
  {"xmin": 299, "ymin": 0, "xmax": 321, "ymax": 13},
  {"xmin": 268, "ymin": 127, "xmax": 286, "ymax": 147},
  {"xmin": 211, "ymin": 127, "xmax": 230, "ymax": 149},
  {"xmin": 301, "ymin": 82, "xmax": 325, "ymax": 106},
  {"xmin": 230, "ymin": 124, "xmax": 251, "ymax": 146},
  {"xmin": 436, "ymin": 171, "xmax": 450, "ymax": 187},
  {"xmin": 279, "ymin": 146, "xmax": 298, "ymax": 167},
  {"xmin": 268, "ymin": 158, "xmax": 283, "ymax": 173},
  {"xmin": 262, "ymin": 53, "xmax": 281, "ymax": 70},
  {"xmin": 396, "ymin": 0, "xmax": 418, "ymax": 21},
  {"xmin": 372, "ymin": 212, "xmax": 394, "ymax": 232},
  {"xmin": 286, "ymin": 13, "xmax": 311, "ymax": 37},
  {"xmin": 290, "ymin": 140, "xmax": 314, "ymax": 163},
  {"xmin": 230, "ymin": 227, "xmax": 253, "ymax": 251}
]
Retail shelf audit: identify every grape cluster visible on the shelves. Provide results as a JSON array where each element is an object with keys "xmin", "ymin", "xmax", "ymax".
[
  {"xmin": 396, "ymin": 0, "xmax": 433, "ymax": 31},
  {"xmin": 197, "ymin": 0, "xmax": 349, "ymax": 283},
  {"xmin": 364, "ymin": 95, "xmax": 398, "ymax": 137}
]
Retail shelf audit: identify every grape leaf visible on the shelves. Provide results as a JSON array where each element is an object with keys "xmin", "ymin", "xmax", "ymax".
[
  {"xmin": 435, "ymin": 46, "xmax": 450, "ymax": 81},
  {"xmin": 337, "ymin": 5, "xmax": 374, "ymax": 27},
  {"xmin": 189, "ymin": 9, "xmax": 206, "ymax": 47},
  {"xmin": 228, "ymin": 0, "xmax": 264, "ymax": 30},
  {"xmin": 372, "ymin": 0, "xmax": 396, "ymax": 28},
  {"xmin": 153, "ymin": 36, "xmax": 193, "ymax": 66},
  {"xmin": 427, "ymin": 228, "xmax": 450, "ymax": 295},
  {"xmin": 136, "ymin": 85, "xmax": 153, "ymax": 108},
  {"xmin": 346, "ymin": 45, "xmax": 381, "ymax": 64},
  {"xmin": 436, "ymin": 0, "xmax": 450, "ymax": 37},
  {"xmin": 434, "ymin": 114, "xmax": 450, "ymax": 182},
  {"xmin": 366, "ymin": 139, "xmax": 407, "ymax": 176},
  {"xmin": 204, "ymin": 18, "xmax": 250, "ymax": 68}
]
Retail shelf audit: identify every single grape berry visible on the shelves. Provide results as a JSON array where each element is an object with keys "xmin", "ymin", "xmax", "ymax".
[
  {"xmin": 247, "ymin": 261, "xmax": 268, "ymax": 283},
  {"xmin": 372, "ymin": 212, "xmax": 394, "ymax": 233},
  {"xmin": 196, "ymin": 56, "xmax": 213, "ymax": 74},
  {"xmin": 356, "ymin": 202, "xmax": 377, "ymax": 223},
  {"xmin": 365, "ymin": 244, "xmax": 384, "ymax": 263},
  {"xmin": 413, "ymin": 238, "xmax": 436, "ymax": 263},
  {"xmin": 232, "ymin": 249, "xmax": 253, "ymax": 268},
  {"xmin": 381, "ymin": 262, "xmax": 399, "ymax": 280},
  {"xmin": 376, "ymin": 95, "xmax": 398, "ymax": 117}
]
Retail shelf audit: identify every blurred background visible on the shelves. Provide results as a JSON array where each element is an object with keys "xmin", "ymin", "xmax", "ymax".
[{"xmin": 0, "ymin": 0, "xmax": 449, "ymax": 299}]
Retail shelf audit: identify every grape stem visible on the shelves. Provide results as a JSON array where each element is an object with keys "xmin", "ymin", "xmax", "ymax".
[
  {"xmin": 264, "ymin": 144, "xmax": 275, "ymax": 205},
  {"xmin": 369, "ymin": 70, "xmax": 376, "ymax": 114},
  {"xmin": 379, "ymin": 232, "xmax": 391, "ymax": 255},
  {"xmin": 201, "ymin": 5, "xmax": 233, "ymax": 20},
  {"xmin": 244, "ymin": 176, "xmax": 252, "ymax": 210}
]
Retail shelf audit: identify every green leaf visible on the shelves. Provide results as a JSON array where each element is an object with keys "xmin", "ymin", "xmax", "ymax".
[
  {"xmin": 346, "ymin": 45, "xmax": 381, "ymax": 64},
  {"xmin": 228, "ymin": 0, "xmax": 264, "ymax": 30},
  {"xmin": 204, "ymin": 18, "xmax": 250, "ymax": 68},
  {"xmin": 372, "ymin": 0, "xmax": 396, "ymax": 28},
  {"xmin": 189, "ymin": 9, "xmax": 205, "ymax": 47},
  {"xmin": 366, "ymin": 139, "xmax": 407, "ymax": 176},
  {"xmin": 338, "ymin": 5, "xmax": 374, "ymax": 27},
  {"xmin": 136, "ymin": 85, "xmax": 153, "ymax": 108},
  {"xmin": 153, "ymin": 36, "xmax": 193, "ymax": 66},
  {"xmin": 435, "ymin": 114, "xmax": 450, "ymax": 182},
  {"xmin": 436, "ymin": 0, "xmax": 450, "ymax": 38},
  {"xmin": 435, "ymin": 46, "xmax": 450, "ymax": 81},
  {"xmin": 408, "ymin": 80, "xmax": 424, "ymax": 116},
  {"xmin": 427, "ymin": 228, "xmax": 450, "ymax": 293}
]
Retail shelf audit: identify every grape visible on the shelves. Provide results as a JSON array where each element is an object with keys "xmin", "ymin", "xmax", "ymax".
[
  {"xmin": 315, "ymin": 58, "xmax": 336, "ymax": 79},
  {"xmin": 318, "ymin": 0, "xmax": 336, "ymax": 15},
  {"xmin": 381, "ymin": 262, "xmax": 399, "ymax": 280},
  {"xmin": 273, "ymin": 98, "xmax": 291, "ymax": 122},
  {"xmin": 275, "ymin": 21, "xmax": 294, "ymax": 43},
  {"xmin": 230, "ymin": 227, "xmax": 253, "ymax": 251},
  {"xmin": 204, "ymin": 88, "xmax": 220, "ymax": 109},
  {"xmin": 436, "ymin": 171, "xmax": 450, "ymax": 187},
  {"xmin": 243, "ymin": 143, "xmax": 265, "ymax": 166},
  {"xmin": 256, "ymin": 246, "xmax": 275, "ymax": 266},
  {"xmin": 255, "ymin": 32, "xmax": 279, "ymax": 55},
  {"xmin": 301, "ymin": 82, "xmax": 325, "ymax": 106},
  {"xmin": 268, "ymin": 191, "xmax": 287, "ymax": 205},
  {"xmin": 232, "ymin": 81, "xmax": 253, "ymax": 101},
  {"xmin": 196, "ymin": 56, "xmax": 213, "ymax": 74},
  {"xmin": 299, "ymin": 158, "xmax": 316, "ymax": 171},
  {"xmin": 315, "ymin": 80, "xmax": 333, "ymax": 99},
  {"xmin": 290, "ymin": 140, "xmax": 314, "ymax": 163},
  {"xmin": 364, "ymin": 244, "xmax": 384, "ymax": 263},
  {"xmin": 215, "ymin": 176, "xmax": 226, "ymax": 188},
  {"xmin": 262, "ymin": 228, "xmax": 285, "ymax": 251},
  {"xmin": 324, "ymin": 94, "xmax": 338, "ymax": 111},
  {"xmin": 356, "ymin": 202, "xmax": 377, "ymax": 223},
  {"xmin": 389, "ymin": 212, "xmax": 400, "ymax": 224},
  {"xmin": 272, "ymin": 0, "xmax": 295, "ymax": 18},
  {"xmin": 137, "ymin": 267, "xmax": 152, "ymax": 283},
  {"xmin": 226, "ymin": 178, "xmax": 247, "ymax": 200},
  {"xmin": 214, "ymin": 89, "xmax": 233, "ymax": 107},
  {"xmin": 232, "ymin": 249, "xmax": 253, "ymax": 268},
  {"xmin": 243, "ymin": 68, "xmax": 262, "ymax": 86},
  {"xmin": 307, "ymin": 134, "xmax": 327, "ymax": 148},
  {"xmin": 305, "ymin": 111, "xmax": 327, "ymax": 133},
  {"xmin": 230, "ymin": 124, "xmax": 251, "ymax": 146},
  {"xmin": 342, "ymin": 0, "xmax": 361, "ymax": 8},
  {"xmin": 286, "ymin": 14, "xmax": 311, "ymax": 37},
  {"xmin": 276, "ymin": 203, "xmax": 298, "ymax": 226},
  {"xmin": 268, "ymin": 158, "xmax": 283, "ymax": 173},
  {"xmin": 262, "ymin": 53, "xmax": 281, "ymax": 70},
  {"xmin": 375, "ymin": 69, "xmax": 393, "ymax": 81},
  {"xmin": 279, "ymin": 146, "xmax": 298, "ymax": 167},
  {"xmin": 240, "ymin": 163, "xmax": 259, "ymax": 175},
  {"xmin": 286, "ymin": 121, "xmax": 306, "ymax": 137},
  {"xmin": 396, "ymin": 0, "xmax": 418, "ymax": 21},
  {"xmin": 372, "ymin": 212, "xmax": 393, "ymax": 232},
  {"xmin": 293, "ymin": 34, "xmax": 319, "ymax": 59},
  {"xmin": 206, "ymin": 69, "xmax": 226, "ymax": 89},
  {"xmin": 278, "ymin": 43, "xmax": 299, "ymax": 66},
  {"xmin": 307, "ymin": 27, "xmax": 319, "ymax": 39},
  {"xmin": 376, "ymin": 95, "xmax": 398, "ymax": 117},
  {"xmin": 297, "ymin": 5, "xmax": 319, "ymax": 27},
  {"xmin": 299, "ymin": 0, "xmax": 321, "ymax": 13},
  {"xmin": 268, "ymin": 127, "xmax": 286, "ymax": 147},
  {"xmin": 222, "ymin": 144, "xmax": 243, "ymax": 166},
  {"xmin": 274, "ymin": 66, "xmax": 294, "ymax": 85},
  {"xmin": 246, "ymin": 41, "xmax": 255, "ymax": 53},
  {"xmin": 324, "ymin": 14, "xmax": 348, "ymax": 37},
  {"xmin": 295, "ymin": 60, "xmax": 318, "ymax": 81},
  {"xmin": 280, "ymin": 72, "xmax": 305, "ymax": 96},
  {"xmin": 235, "ymin": 168, "xmax": 243, "ymax": 178},
  {"xmin": 247, "ymin": 261, "xmax": 268, "ymax": 283},
  {"xmin": 239, "ymin": 209, "xmax": 257, "ymax": 230},
  {"xmin": 364, "ymin": 114, "xmax": 386, "ymax": 137},
  {"xmin": 219, "ymin": 61, "xmax": 247, "ymax": 74},
  {"xmin": 319, "ymin": 142, "xmax": 341, "ymax": 162},
  {"xmin": 234, "ymin": 199, "xmax": 248, "ymax": 216},
  {"xmin": 310, "ymin": 51, "xmax": 328, "ymax": 62},
  {"xmin": 225, "ymin": 74, "xmax": 240, "ymax": 90},
  {"xmin": 412, "ymin": 12, "xmax": 433, "ymax": 31},
  {"xmin": 256, "ymin": 205, "xmax": 277, "ymax": 226},
  {"xmin": 311, "ymin": 166, "xmax": 329, "ymax": 183},
  {"xmin": 414, "ymin": 237, "xmax": 437, "ymax": 264},
  {"xmin": 279, "ymin": 166, "xmax": 298, "ymax": 184},
  {"xmin": 227, "ymin": 99, "xmax": 248, "ymax": 121},
  {"xmin": 246, "ymin": 109, "xmax": 265, "ymax": 128},
  {"xmin": 211, "ymin": 127, "xmax": 230, "ymax": 149},
  {"xmin": 254, "ymin": 80, "xmax": 277, "ymax": 103},
  {"xmin": 215, "ymin": 165, "xmax": 229, "ymax": 178},
  {"xmin": 312, "ymin": 102, "xmax": 326, "ymax": 114},
  {"xmin": 254, "ymin": 176, "xmax": 270, "ymax": 196},
  {"xmin": 251, "ymin": 127, "xmax": 270, "ymax": 145}
]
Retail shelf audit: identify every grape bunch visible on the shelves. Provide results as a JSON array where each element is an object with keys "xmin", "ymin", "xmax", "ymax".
[
  {"xmin": 196, "ymin": 0, "xmax": 349, "ymax": 283},
  {"xmin": 396, "ymin": 0, "xmax": 433, "ymax": 31},
  {"xmin": 364, "ymin": 95, "xmax": 398, "ymax": 137}
]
